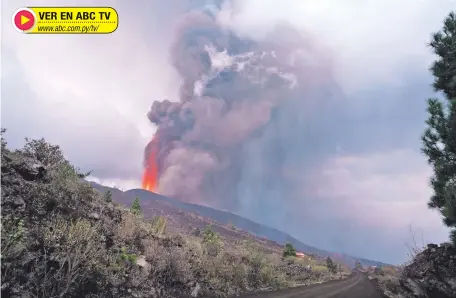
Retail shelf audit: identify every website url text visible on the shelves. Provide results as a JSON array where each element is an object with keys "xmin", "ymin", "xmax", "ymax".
[{"xmin": 37, "ymin": 24, "xmax": 100, "ymax": 33}]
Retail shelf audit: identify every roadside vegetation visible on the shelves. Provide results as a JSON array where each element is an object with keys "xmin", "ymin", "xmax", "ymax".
[
  {"xmin": 1, "ymin": 132, "xmax": 345, "ymax": 297},
  {"xmin": 367, "ymin": 265, "xmax": 402, "ymax": 297},
  {"xmin": 421, "ymin": 11, "xmax": 456, "ymax": 246}
]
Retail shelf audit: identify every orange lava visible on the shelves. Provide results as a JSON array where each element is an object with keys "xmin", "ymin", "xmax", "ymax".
[{"xmin": 142, "ymin": 135, "xmax": 159, "ymax": 192}]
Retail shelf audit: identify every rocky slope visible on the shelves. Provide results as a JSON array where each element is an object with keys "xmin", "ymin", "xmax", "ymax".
[
  {"xmin": 1, "ymin": 136, "xmax": 342, "ymax": 297},
  {"xmin": 371, "ymin": 243, "xmax": 456, "ymax": 298},
  {"xmin": 91, "ymin": 183, "xmax": 390, "ymax": 269}
]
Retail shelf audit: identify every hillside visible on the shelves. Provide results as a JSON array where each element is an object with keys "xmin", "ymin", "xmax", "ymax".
[
  {"xmin": 1, "ymin": 136, "xmax": 348, "ymax": 297},
  {"xmin": 90, "ymin": 183, "xmax": 390, "ymax": 269}
]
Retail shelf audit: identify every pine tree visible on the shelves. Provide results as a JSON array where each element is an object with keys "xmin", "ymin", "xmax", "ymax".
[
  {"xmin": 130, "ymin": 197, "xmax": 141, "ymax": 216},
  {"xmin": 326, "ymin": 257, "xmax": 337, "ymax": 273},
  {"xmin": 421, "ymin": 11, "xmax": 456, "ymax": 245}
]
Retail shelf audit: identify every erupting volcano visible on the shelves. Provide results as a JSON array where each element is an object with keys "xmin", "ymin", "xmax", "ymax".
[
  {"xmin": 141, "ymin": 0, "xmax": 341, "ymax": 209},
  {"xmin": 142, "ymin": 135, "xmax": 159, "ymax": 192}
]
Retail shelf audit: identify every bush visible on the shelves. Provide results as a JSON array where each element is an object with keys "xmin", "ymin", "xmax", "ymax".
[
  {"xmin": 283, "ymin": 243, "xmax": 296, "ymax": 257},
  {"xmin": 30, "ymin": 218, "xmax": 104, "ymax": 297},
  {"xmin": 202, "ymin": 225, "xmax": 224, "ymax": 257},
  {"xmin": 120, "ymin": 247, "xmax": 138, "ymax": 263},
  {"xmin": 202, "ymin": 225, "xmax": 219, "ymax": 242},
  {"xmin": 117, "ymin": 212, "xmax": 142, "ymax": 244},
  {"xmin": 326, "ymin": 257, "xmax": 337, "ymax": 273},
  {"xmin": 1, "ymin": 215, "xmax": 26, "ymax": 257},
  {"xmin": 103, "ymin": 190, "xmax": 112, "ymax": 203},
  {"xmin": 150, "ymin": 216, "xmax": 167, "ymax": 235}
]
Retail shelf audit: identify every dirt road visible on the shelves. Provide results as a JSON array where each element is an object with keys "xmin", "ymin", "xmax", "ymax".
[{"xmin": 237, "ymin": 271, "xmax": 386, "ymax": 298}]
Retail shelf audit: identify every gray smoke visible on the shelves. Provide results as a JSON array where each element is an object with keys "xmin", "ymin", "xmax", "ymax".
[{"xmin": 145, "ymin": 0, "xmax": 344, "ymax": 217}]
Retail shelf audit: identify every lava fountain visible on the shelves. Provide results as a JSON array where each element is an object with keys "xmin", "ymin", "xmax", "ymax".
[{"xmin": 142, "ymin": 135, "xmax": 159, "ymax": 192}]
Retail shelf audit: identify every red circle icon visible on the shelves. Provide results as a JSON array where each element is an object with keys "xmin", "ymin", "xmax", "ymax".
[{"xmin": 12, "ymin": 8, "xmax": 36, "ymax": 32}]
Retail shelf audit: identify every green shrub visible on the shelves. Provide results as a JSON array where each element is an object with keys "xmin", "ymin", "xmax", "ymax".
[
  {"xmin": 283, "ymin": 243, "xmax": 296, "ymax": 257},
  {"xmin": 120, "ymin": 247, "xmax": 138, "ymax": 263},
  {"xmin": 326, "ymin": 257, "xmax": 337, "ymax": 273},
  {"xmin": 203, "ymin": 225, "xmax": 219, "ymax": 243},
  {"xmin": 202, "ymin": 225, "xmax": 224, "ymax": 257},
  {"xmin": 1, "ymin": 215, "xmax": 26, "ymax": 256},
  {"xmin": 103, "ymin": 190, "xmax": 113, "ymax": 203}
]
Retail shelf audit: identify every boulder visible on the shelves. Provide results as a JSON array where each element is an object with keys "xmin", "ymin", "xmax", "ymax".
[
  {"xmin": 9, "ymin": 154, "xmax": 46, "ymax": 181},
  {"xmin": 385, "ymin": 243, "xmax": 456, "ymax": 298}
]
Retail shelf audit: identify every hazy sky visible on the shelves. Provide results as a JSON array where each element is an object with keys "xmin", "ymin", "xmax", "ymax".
[{"xmin": 2, "ymin": 0, "xmax": 454, "ymax": 264}]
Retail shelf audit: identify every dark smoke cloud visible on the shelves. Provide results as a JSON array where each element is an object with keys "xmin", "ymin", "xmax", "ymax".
[
  {"xmin": 141, "ymin": 0, "xmax": 452, "ymax": 264},
  {"xmin": 145, "ymin": 0, "xmax": 343, "ymax": 209}
]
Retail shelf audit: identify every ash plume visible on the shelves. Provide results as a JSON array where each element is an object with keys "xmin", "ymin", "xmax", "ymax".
[{"xmin": 144, "ymin": 0, "xmax": 343, "ymax": 215}]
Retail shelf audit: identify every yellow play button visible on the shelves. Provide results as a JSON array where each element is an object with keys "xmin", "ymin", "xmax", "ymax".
[{"xmin": 21, "ymin": 15, "xmax": 30, "ymax": 25}]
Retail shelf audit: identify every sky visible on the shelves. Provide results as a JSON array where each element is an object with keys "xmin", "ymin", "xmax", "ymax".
[{"xmin": 2, "ymin": 0, "xmax": 455, "ymax": 264}]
